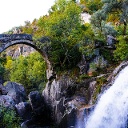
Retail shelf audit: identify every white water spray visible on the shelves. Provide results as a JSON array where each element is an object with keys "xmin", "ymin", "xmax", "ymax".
[{"xmin": 86, "ymin": 66, "xmax": 128, "ymax": 128}]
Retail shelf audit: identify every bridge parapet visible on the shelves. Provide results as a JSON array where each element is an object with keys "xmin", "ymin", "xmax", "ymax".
[{"xmin": 0, "ymin": 34, "xmax": 32, "ymax": 43}]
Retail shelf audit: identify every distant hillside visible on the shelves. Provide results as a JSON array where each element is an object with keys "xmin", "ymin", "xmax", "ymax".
[{"xmin": 5, "ymin": 44, "xmax": 35, "ymax": 58}]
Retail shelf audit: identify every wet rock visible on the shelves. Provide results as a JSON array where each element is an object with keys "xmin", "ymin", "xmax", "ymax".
[
  {"xmin": 65, "ymin": 96, "xmax": 87, "ymax": 109},
  {"xmin": 100, "ymin": 61, "xmax": 128, "ymax": 93},
  {"xmin": 5, "ymin": 82, "xmax": 27, "ymax": 104},
  {"xmin": 58, "ymin": 108, "xmax": 77, "ymax": 128},
  {"xmin": 87, "ymin": 81, "xmax": 97, "ymax": 104},
  {"xmin": 107, "ymin": 61, "xmax": 128, "ymax": 83}
]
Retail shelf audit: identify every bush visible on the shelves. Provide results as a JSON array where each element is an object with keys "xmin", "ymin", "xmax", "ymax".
[
  {"xmin": 0, "ymin": 106, "xmax": 20, "ymax": 128},
  {"xmin": 4, "ymin": 52, "xmax": 47, "ymax": 93},
  {"xmin": 114, "ymin": 35, "xmax": 128, "ymax": 61}
]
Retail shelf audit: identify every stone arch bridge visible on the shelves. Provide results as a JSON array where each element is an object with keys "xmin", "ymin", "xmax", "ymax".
[{"xmin": 0, "ymin": 34, "xmax": 53, "ymax": 79}]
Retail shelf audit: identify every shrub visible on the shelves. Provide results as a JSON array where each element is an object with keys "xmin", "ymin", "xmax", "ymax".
[
  {"xmin": 114, "ymin": 35, "xmax": 128, "ymax": 61},
  {"xmin": 0, "ymin": 106, "xmax": 20, "ymax": 128}
]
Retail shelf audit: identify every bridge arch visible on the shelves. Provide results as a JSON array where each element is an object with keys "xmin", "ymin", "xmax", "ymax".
[
  {"xmin": 0, "ymin": 39, "xmax": 42, "ymax": 55},
  {"xmin": 0, "ymin": 39, "xmax": 53, "ymax": 79}
]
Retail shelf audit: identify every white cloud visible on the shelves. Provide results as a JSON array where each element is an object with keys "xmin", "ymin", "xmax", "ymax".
[{"xmin": 0, "ymin": 0, "xmax": 55, "ymax": 33}]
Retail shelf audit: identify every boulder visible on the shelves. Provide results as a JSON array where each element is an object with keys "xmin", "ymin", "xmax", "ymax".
[
  {"xmin": 0, "ymin": 76, "xmax": 4, "ymax": 85},
  {"xmin": 43, "ymin": 76, "xmax": 74, "ymax": 124},
  {"xmin": 107, "ymin": 35, "xmax": 116, "ymax": 47},
  {"xmin": 0, "ymin": 84, "xmax": 7, "ymax": 95},
  {"xmin": 59, "ymin": 96, "xmax": 93, "ymax": 128},
  {"xmin": 15, "ymin": 102, "xmax": 32, "ymax": 121},
  {"xmin": 0, "ymin": 95, "xmax": 14, "ymax": 108},
  {"xmin": 28, "ymin": 91, "xmax": 45, "ymax": 113},
  {"xmin": 43, "ymin": 74, "xmax": 96, "ymax": 125},
  {"xmin": 5, "ymin": 82, "xmax": 27, "ymax": 104},
  {"xmin": 28, "ymin": 91, "xmax": 52, "ymax": 126}
]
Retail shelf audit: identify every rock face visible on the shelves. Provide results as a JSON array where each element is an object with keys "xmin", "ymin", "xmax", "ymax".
[
  {"xmin": 0, "ymin": 76, "xmax": 4, "ymax": 84},
  {"xmin": 77, "ymin": 55, "xmax": 88, "ymax": 74},
  {"xmin": 6, "ymin": 45, "xmax": 35, "ymax": 58},
  {"xmin": 0, "ymin": 82, "xmax": 27, "ymax": 107},
  {"xmin": 0, "ymin": 82, "xmax": 52, "ymax": 127},
  {"xmin": 106, "ymin": 35, "xmax": 117, "ymax": 48},
  {"xmin": 42, "ymin": 61, "xmax": 128, "ymax": 127},
  {"xmin": 15, "ymin": 102, "xmax": 32, "ymax": 121},
  {"xmin": 0, "ymin": 95, "xmax": 14, "ymax": 108},
  {"xmin": 5, "ymin": 81, "xmax": 27, "ymax": 104},
  {"xmin": 28, "ymin": 91, "xmax": 51, "ymax": 124},
  {"xmin": 101, "ymin": 61, "xmax": 128, "ymax": 91},
  {"xmin": 42, "ymin": 73, "xmax": 96, "ymax": 127},
  {"xmin": 16, "ymin": 91, "xmax": 52, "ymax": 128},
  {"xmin": 0, "ymin": 84, "xmax": 7, "ymax": 95}
]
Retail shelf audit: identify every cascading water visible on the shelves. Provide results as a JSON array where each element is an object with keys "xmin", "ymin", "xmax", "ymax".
[{"xmin": 85, "ymin": 66, "xmax": 128, "ymax": 128}]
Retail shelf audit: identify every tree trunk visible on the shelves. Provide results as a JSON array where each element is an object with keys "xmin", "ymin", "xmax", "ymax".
[{"xmin": 123, "ymin": 21, "xmax": 127, "ymax": 35}]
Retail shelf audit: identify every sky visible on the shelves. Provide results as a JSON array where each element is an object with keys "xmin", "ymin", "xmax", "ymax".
[{"xmin": 0, "ymin": 0, "xmax": 55, "ymax": 33}]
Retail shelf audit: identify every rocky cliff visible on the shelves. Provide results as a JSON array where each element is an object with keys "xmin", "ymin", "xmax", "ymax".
[{"xmin": 42, "ymin": 61, "xmax": 128, "ymax": 127}]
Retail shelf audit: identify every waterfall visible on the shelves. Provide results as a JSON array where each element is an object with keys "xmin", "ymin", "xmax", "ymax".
[{"xmin": 85, "ymin": 66, "xmax": 128, "ymax": 128}]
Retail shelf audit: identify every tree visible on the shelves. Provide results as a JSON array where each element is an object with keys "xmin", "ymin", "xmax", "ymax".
[
  {"xmin": 102, "ymin": 0, "xmax": 128, "ymax": 35},
  {"xmin": 4, "ymin": 52, "xmax": 46, "ymax": 93},
  {"xmin": 86, "ymin": 0, "xmax": 103, "ymax": 14},
  {"xmin": 79, "ymin": 23, "xmax": 95, "ymax": 60},
  {"xmin": 0, "ymin": 55, "xmax": 6, "ymax": 80},
  {"xmin": 114, "ymin": 35, "xmax": 128, "ymax": 61},
  {"xmin": 41, "ymin": 0, "xmax": 83, "ymax": 70},
  {"xmin": 90, "ymin": 10, "xmax": 106, "ymax": 38},
  {"xmin": 79, "ymin": 0, "xmax": 103, "ymax": 13}
]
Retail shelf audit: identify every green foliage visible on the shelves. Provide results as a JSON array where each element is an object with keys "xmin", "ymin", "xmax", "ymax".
[
  {"xmin": 0, "ymin": 106, "xmax": 20, "ymax": 128},
  {"xmin": 0, "ymin": 56, "xmax": 6, "ymax": 76},
  {"xmin": 89, "ymin": 62, "xmax": 97, "ymax": 72},
  {"xmin": 102, "ymin": 0, "xmax": 128, "ymax": 35},
  {"xmin": 4, "ymin": 52, "xmax": 46, "ymax": 93},
  {"xmin": 103, "ymin": 23, "xmax": 117, "ymax": 36},
  {"xmin": 79, "ymin": 74, "xmax": 90, "ymax": 80},
  {"xmin": 42, "ymin": 0, "xmax": 83, "ymax": 70},
  {"xmin": 115, "ymin": 24, "xmax": 128, "ymax": 36},
  {"xmin": 90, "ymin": 10, "xmax": 106, "ymax": 38},
  {"xmin": 86, "ymin": 0, "xmax": 103, "ymax": 14},
  {"xmin": 79, "ymin": 23, "xmax": 95, "ymax": 60},
  {"xmin": 91, "ymin": 9, "xmax": 117, "ymax": 39},
  {"xmin": 100, "ymin": 48, "xmax": 114, "ymax": 62},
  {"xmin": 0, "ymin": 63, "xmax": 5, "ymax": 75},
  {"xmin": 114, "ymin": 35, "xmax": 128, "ymax": 61},
  {"xmin": 93, "ymin": 76, "xmax": 107, "ymax": 103}
]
